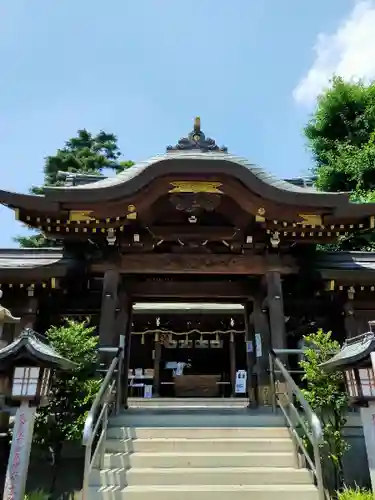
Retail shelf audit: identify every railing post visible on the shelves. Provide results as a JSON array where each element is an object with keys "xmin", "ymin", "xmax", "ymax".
[
  {"xmin": 269, "ymin": 352, "xmax": 277, "ymax": 412},
  {"xmin": 82, "ymin": 443, "xmax": 92, "ymax": 500},
  {"xmin": 116, "ymin": 338, "xmax": 125, "ymax": 414},
  {"xmin": 100, "ymin": 405, "xmax": 108, "ymax": 469},
  {"xmin": 313, "ymin": 438, "xmax": 326, "ymax": 500}
]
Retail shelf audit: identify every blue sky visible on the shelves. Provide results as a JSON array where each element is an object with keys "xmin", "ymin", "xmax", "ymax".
[{"xmin": 0, "ymin": 0, "xmax": 373, "ymax": 247}]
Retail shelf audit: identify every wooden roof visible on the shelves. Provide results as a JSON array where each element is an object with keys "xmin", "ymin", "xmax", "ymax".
[
  {"xmin": 0, "ymin": 151, "xmax": 366, "ymax": 211},
  {"xmin": 0, "ymin": 248, "xmax": 75, "ymax": 280},
  {"xmin": 0, "ymin": 120, "xmax": 375, "ymax": 221}
]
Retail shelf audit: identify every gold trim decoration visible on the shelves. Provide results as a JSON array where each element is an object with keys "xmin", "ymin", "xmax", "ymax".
[
  {"xmin": 370, "ymin": 216, "xmax": 375, "ymax": 229},
  {"xmin": 168, "ymin": 181, "xmax": 223, "ymax": 194},
  {"xmin": 69, "ymin": 211, "xmax": 94, "ymax": 222},
  {"xmin": 255, "ymin": 207, "xmax": 266, "ymax": 222},
  {"xmin": 325, "ymin": 280, "xmax": 335, "ymax": 292},
  {"xmin": 297, "ymin": 214, "xmax": 322, "ymax": 225},
  {"xmin": 126, "ymin": 204, "xmax": 137, "ymax": 220}
]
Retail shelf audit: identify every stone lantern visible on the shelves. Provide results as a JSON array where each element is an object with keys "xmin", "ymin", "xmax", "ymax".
[{"xmin": 0, "ymin": 328, "xmax": 76, "ymax": 500}]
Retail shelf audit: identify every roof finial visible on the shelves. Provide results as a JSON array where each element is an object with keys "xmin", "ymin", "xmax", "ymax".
[
  {"xmin": 194, "ymin": 116, "xmax": 201, "ymax": 132},
  {"xmin": 166, "ymin": 118, "xmax": 228, "ymax": 153}
]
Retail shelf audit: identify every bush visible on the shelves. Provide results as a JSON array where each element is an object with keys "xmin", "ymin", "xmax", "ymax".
[
  {"xmin": 33, "ymin": 320, "xmax": 101, "ymax": 493},
  {"xmin": 299, "ymin": 329, "xmax": 349, "ymax": 490},
  {"xmin": 24, "ymin": 491, "xmax": 49, "ymax": 500},
  {"xmin": 337, "ymin": 486, "xmax": 373, "ymax": 500}
]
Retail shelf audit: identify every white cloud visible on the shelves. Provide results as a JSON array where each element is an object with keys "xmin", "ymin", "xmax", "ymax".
[{"xmin": 293, "ymin": 0, "xmax": 375, "ymax": 107}]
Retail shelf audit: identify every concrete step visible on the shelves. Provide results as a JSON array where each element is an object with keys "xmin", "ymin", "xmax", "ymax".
[
  {"xmin": 105, "ymin": 437, "xmax": 294, "ymax": 454},
  {"xmin": 109, "ymin": 408, "xmax": 285, "ymax": 428},
  {"xmin": 88, "ymin": 484, "xmax": 319, "ymax": 500},
  {"xmin": 103, "ymin": 451, "xmax": 297, "ymax": 469},
  {"xmin": 106, "ymin": 426, "xmax": 290, "ymax": 440},
  {"xmin": 89, "ymin": 466, "xmax": 313, "ymax": 487},
  {"xmin": 128, "ymin": 398, "xmax": 249, "ymax": 408}
]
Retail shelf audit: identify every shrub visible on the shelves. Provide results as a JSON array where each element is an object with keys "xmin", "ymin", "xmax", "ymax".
[
  {"xmin": 33, "ymin": 319, "xmax": 101, "ymax": 493},
  {"xmin": 299, "ymin": 329, "xmax": 349, "ymax": 490},
  {"xmin": 24, "ymin": 490, "xmax": 49, "ymax": 500},
  {"xmin": 337, "ymin": 485, "xmax": 373, "ymax": 500}
]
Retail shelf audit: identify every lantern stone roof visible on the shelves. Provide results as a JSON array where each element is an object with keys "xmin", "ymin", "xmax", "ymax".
[
  {"xmin": 320, "ymin": 332, "xmax": 375, "ymax": 372},
  {"xmin": 0, "ymin": 328, "xmax": 76, "ymax": 370}
]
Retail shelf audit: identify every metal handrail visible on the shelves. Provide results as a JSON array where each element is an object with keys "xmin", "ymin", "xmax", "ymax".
[
  {"xmin": 269, "ymin": 349, "xmax": 328, "ymax": 500},
  {"xmin": 81, "ymin": 346, "xmax": 124, "ymax": 500}
]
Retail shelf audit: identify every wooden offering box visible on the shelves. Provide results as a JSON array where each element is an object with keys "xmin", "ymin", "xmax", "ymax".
[{"xmin": 174, "ymin": 375, "xmax": 220, "ymax": 397}]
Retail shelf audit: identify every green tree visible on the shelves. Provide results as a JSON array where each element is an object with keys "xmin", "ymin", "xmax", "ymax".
[
  {"xmin": 299, "ymin": 329, "xmax": 349, "ymax": 490},
  {"xmin": 33, "ymin": 320, "xmax": 101, "ymax": 493},
  {"xmin": 305, "ymin": 78, "xmax": 375, "ymax": 251},
  {"xmin": 305, "ymin": 76, "xmax": 375, "ymax": 192},
  {"xmin": 16, "ymin": 129, "xmax": 134, "ymax": 247}
]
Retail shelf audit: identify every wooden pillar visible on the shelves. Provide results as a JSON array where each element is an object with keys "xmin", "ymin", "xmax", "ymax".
[
  {"xmin": 266, "ymin": 271, "xmax": 287, "ymax": 352},
  {"xmin": 244, "ymin": 301, "xmax": 258, "ymax": 408},
  {"xmin": 252, "ymin": 294, "xmax": 271, "ymax": 386},
  {"xmin": 98, "ymin": 269, "xmax": 120, "ymax": 348},
  {"xmin": 114, "ymin": 290, "xmax": 131, "ymax": 346},
  {"xmin": 153, "ymin": 334, "xmax": 162, "ymax": 397},
  {"xmin": 229, "ymin": 332, "xmax": 236, "ymax": 397},
  {"xmin": 17, "ymin": 297, "xmax": 38, "ymax": 334},
  {"xmin": 343, "ymin": 290, "xmax": 359, "ymax": 338},
  {"xmin": 122, "ymin": 301, "xmax": 134, "ymax": 409}
]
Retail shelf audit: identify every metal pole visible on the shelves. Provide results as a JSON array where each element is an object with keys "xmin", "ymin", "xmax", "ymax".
[
  {"xmin": 3, "ymin": 400, "xmax": 37, "ymax": 500},
  {"xmin": 116, "ymin": 335, "xmax": 125, "ymax": 414},
  {"xmin": 269, "ymin": 352, "xmax": 277, "ymax": 413}
]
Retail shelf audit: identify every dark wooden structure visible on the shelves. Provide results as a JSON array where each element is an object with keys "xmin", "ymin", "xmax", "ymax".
[{"xmin": 1, "ymin": 118, "xmax": 375, "ymax": 403}]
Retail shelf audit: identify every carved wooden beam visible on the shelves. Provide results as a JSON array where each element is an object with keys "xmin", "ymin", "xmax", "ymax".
[
  {"xmin": 146, "ymin": 225, "xmax": 239, "ymax": 241},
  {"xmin": 128, "ymin": 280, "xmax": 252, "ymax": 299},
  {"xmin": 92, "ymin": 253, "xmax": 298, "ymax": 275}
]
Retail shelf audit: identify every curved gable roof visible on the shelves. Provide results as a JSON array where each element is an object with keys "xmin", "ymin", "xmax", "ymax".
[{"xmin": 44, "ymin": 150, "xmax": 350, "ymax": 207}]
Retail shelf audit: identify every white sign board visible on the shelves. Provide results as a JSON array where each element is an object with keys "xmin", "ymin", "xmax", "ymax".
[
  {"xmin": 255, "ymin": 333, "xmax": 262, "ymax": 358},
  {"xmin": 144, "ymin": 385, "xmax": 153, "ymax": 399},
  {"xmin": 235, "ymin": 369, "xmax": 247, "ymax": 394}
]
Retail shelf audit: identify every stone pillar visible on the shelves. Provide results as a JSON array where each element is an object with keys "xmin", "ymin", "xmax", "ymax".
[
  {"xmin": 244, "ymin": 301, "xmax": 258, "ymax": 408},
  {"xmin": 266, "ymin": 271, "xmax": 287, "ymax": 352},
  {"xmin": 98, "ymin": 269, "xmax": 120, "ymax": 348}
]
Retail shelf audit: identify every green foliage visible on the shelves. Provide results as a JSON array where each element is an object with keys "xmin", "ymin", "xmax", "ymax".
[
  {"xmin": 337, "ymin": 486, "xmax": 373, "ymax": 500},
  {"xmin": 16, "ymin": 129, "xmax": 134, "ymax": 247},
  {"xmin": 305, "ymin": 77, "xmax": 375, "ymax": 187},
  {"xmin": 305, "ymin": 77, "xmax": 375, "ymax": 251},
  {"xmin": 299, "ymin": 329, "xmax": 349, "ymax": 488},
  {"xmin": 33, "ymin": 320, "xmax": 100, "ymax": 491},
  {"xmin": 24, "ymin": 491, "xmax": 49, "ymax": 500},
  {"xmin": 15, "ymin": 233, "xmax": 60, "ymax": 249}
]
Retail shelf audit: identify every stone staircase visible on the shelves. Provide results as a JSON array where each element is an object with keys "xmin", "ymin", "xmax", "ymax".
[{"xmin": 87, "ymin": 404, "xmax": 321, "ymax": 499}]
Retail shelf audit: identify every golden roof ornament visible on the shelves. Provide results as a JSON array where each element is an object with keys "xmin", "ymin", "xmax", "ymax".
[{"xmin": 166, "ymin": 117, "xmax": 228, "ymax": 153}]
